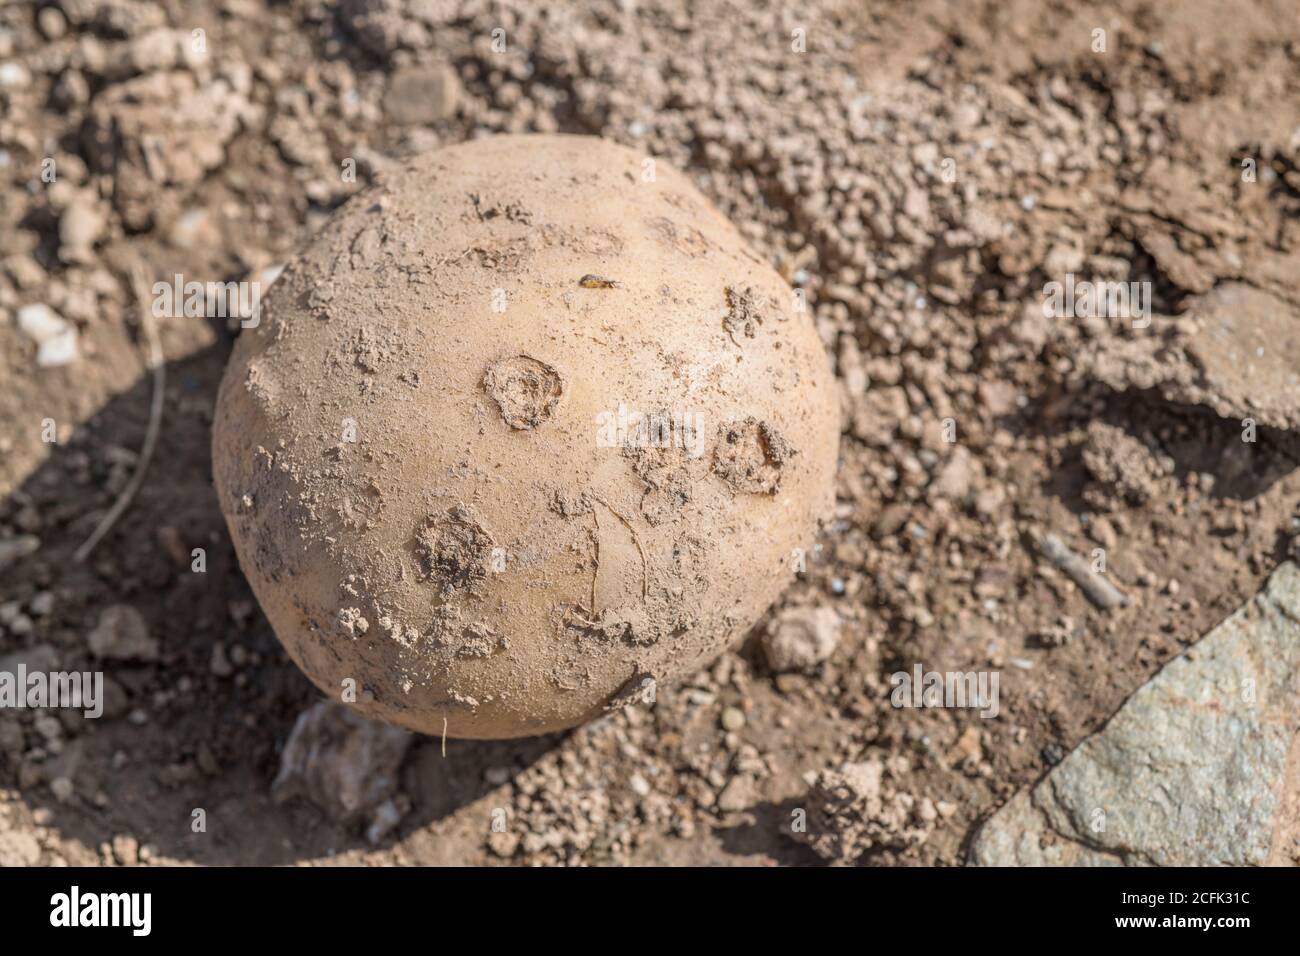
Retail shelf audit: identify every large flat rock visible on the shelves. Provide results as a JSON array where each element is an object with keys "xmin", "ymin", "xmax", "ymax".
[
  {"xmin": 970, "ymin": 562, "xmax": 1300, "ymax": 866},
  {"xmin": 1090, "ymin": 284, "xmax": 1300, "ymax": 431}
]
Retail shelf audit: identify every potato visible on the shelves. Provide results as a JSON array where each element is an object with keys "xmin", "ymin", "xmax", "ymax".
[{"xmin": 213, "ymin": 134, "xmax": 839, "ymax": 739}]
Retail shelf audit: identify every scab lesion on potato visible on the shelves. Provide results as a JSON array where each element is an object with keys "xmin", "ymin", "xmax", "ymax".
[
  {"xmin": 561, "ymin": 600, "xmax": 675, "ymax": 649},
  {"xmin": 468, "ymin": 192, "xmax": 532, "ymax": 224},
  {"xmin": 646, "ymin": 216, "xmax": 709, "ymax": 257},
  {"xmin": 413, "ymin": 504, "xmax": 494, "ymax": 595},
  {"xmin": 712, "ymin": 417, "xmax": 795, "ymax": 495},
  {"xmin": 562, "ymin": 603, "xmax": 649, "ymax": 644},
  {"xmin": 336, "ymin": 606, "xmax": 370, "ymax": 639},
  {"xmin": 623, "ymin": 441, "xmax": 698, "ymax": 527},
  {"xmin": 482, "ymin": 355, "xmax": 563, "ymax": 429},
  {"xmin": 469, "ymin": 239, "xmax": 532, "ymax": 273},
  {"xmin": 722, "ymin": 284, "xmax": 781, "ymax": 344},
  {"xmin": 377, "ymin": 611, "xmax": 421, "ymax": 650},
  {"xmin": 549, "ymin": 488, "xmax": 593, "ymax": 518},
  {"xmin": 426, "ymin": 605, "xmax": 509, "ymax": 659}
]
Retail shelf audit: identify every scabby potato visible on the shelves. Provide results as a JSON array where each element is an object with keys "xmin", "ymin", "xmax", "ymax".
[{"xmin": 213, "ymin": 134, "xmax": 839, "ymax": 739}]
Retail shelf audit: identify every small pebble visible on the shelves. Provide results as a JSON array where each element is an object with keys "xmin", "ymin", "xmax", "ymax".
[
  {"xmin": 15, "ymin": 304, "xmax": 78, "ymax": 367},
  {"xmin": 49, "ymin": 777, "xmax": 75, "ymax": 803},
  {"xmin": 0, "ymin": 63, "xmax": 30, "ymax": 91},
  {"xmin": 37, "ymin": 7, "xmax": 67, "ymax": 40},
  {"xmin": 720, "ymin": 706, "xmax": 746, "ymax": 732}
]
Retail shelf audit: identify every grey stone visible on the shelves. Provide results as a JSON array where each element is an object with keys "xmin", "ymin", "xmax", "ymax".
[
  {"xmin": 0, "ymin": 535, "xmax": 39, "ymax": 573},
  {"xmin": 15, "ymin": 304, "xmax": 78, "ymax": 367},
  {"xmin": 716, "ymin": 775, "xmax": 758, "ymax": 812},
  {"xmin": 970, "ymin": 561, "xmax": 1300, "ymax": 866},
  {"xmin": 0, "ymin": 643, "xmax": 58, "ymax": 675},
  {"xmin": 1091, "ymin": 284, "xmax": 1300, "ymax": 431},
  {"xmin": 0, "ymin": 828, "xmax": 41, "ymax": 866},
  {"xmin": 59, "ymin": 197, "xmax": 105, "ymax": 257},
  {"xmin": 762, "ymin": 606, "xmax": 841, "ymax": 673},
  {"xmin": 272, "ymin": 700, "xmax": 413, "ymax": 825},
  {"xmin": 87, "ymin": 605, "xmax": 159, "ymax": 662},
  {"xmin": 383, "ymin": 62, "xmax": 460, "ymax": 126}
]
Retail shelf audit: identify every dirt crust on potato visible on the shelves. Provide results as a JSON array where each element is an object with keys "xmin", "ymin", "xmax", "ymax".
[{"xmin": 213, "ymin": 134, "xmax": 839, "ymax": 739}]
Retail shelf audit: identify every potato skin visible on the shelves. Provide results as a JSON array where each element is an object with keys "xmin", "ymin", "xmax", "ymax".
[{"xmin": 213, "ymin": 134, "xmax": 839, "ymax": 739}]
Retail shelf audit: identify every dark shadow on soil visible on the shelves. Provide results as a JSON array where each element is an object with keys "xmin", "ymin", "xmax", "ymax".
[
  {"xmin": 1007, "ymin": 382, "xmax": 1300, "ymax": 511},
  {"xmin": 714, "ymin": 796, "xmax": 828, "ymax": 866},
  {"xmin": 0, "ymin": 333, "xmax": 563, "ymax": 864}
]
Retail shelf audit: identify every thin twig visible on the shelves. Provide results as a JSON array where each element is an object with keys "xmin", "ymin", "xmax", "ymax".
[
  {"xmin": 1037, "ymin": 532, "xmax": 1129, "ymax": 610},
  {"xmin": 74, "ymin": 263, "xmax": 165, "ymax": 564}
]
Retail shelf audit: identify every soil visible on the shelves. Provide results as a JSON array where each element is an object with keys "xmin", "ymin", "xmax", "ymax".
[{"xmin": 1, "ymin": 0, "xmax": 1299, "ymax": 866}]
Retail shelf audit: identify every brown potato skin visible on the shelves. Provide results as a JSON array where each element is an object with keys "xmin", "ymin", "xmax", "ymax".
[{"xmin": 213, "ymin": 134, "xmax": 839, "ymax": 739}]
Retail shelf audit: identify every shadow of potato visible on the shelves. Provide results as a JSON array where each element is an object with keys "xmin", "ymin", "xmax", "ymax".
[{"xmin": 1, "ymin": 333, "xmax": 563, "ymax": 865}]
